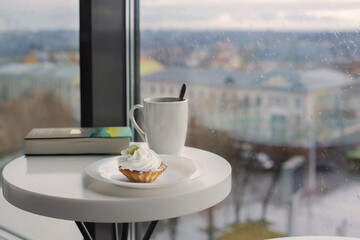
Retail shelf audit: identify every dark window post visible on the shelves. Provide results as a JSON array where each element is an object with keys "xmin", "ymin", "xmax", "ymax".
[
  {"xmin": 80, "ymin": 0, "xmax": 128, "ymax": 127},
  {"xmin": 79, "ymin": 0, "xmax": 139, "ymax": 238}
]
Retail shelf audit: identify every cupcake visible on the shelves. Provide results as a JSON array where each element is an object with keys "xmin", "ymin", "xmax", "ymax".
[{"xmin": 118, "ymin": 144, "xmax": 167, "ymax": 183}]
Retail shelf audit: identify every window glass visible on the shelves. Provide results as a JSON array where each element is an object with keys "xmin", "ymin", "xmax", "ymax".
[
  {"xmin": 140, "ymin": 0, "xmax": 360, "ymax": 239},
  {"xmin": 0, "ymin": 1, "xmax": 81, "ymax": 239}
]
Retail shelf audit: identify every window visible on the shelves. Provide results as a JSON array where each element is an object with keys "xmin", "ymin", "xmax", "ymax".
[
  {"xmin": 295, "ymin": 97, "xmax": 302, "ymax": 108},
  {"xmin": 151, "ymin": 86, "xmax": 156, "ymax": 94},
  {"xmin": 244, "ymin": 95, "xmax": 250, "ymax": 106},
  {"xmin": 256, "ymin": 95, "xmax": 262, "ymax": 105},
  {"xmin": 5, "ymin": 0, "xmax": 360, "ymax": 239},
  {"xmin": 140, "ymin": 0, "xmax": 360, "ymax": 238},
  {"xmin": 0, "ymin": 1, "xmax": 81, "ymax": 239},
  {"xmin": 160, "ymin": 86, "xmax": 165, "ymax": 94}
]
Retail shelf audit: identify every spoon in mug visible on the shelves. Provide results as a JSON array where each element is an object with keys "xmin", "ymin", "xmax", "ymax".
[{"xmin": 179, "ymin": 83, "xmax": 186, "ymax": 101}]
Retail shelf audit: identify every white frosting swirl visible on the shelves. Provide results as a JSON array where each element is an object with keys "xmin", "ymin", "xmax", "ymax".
[{"xmin": 118, "ymin": 147, "xmax": 162, "ymax": 172}]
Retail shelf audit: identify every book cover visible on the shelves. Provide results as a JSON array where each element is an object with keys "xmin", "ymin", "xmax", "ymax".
[
  {"xmin": 25, "ymin": 127, "xmax": 132, "ymax": 155},
  {"xmin": 25, "ymin": 127, "xmax": 132, "ymax": 139}
]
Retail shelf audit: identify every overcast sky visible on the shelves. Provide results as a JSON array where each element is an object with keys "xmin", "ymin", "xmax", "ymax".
[
  {"xmin": 0, "ymin": 0, "xmax": 79, "ymax": 31},
  {"xmin": 1, "ymin": 0, "xmax": 360, "ymax": 31}
]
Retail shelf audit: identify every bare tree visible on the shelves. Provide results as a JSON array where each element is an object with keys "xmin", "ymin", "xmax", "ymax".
[
  {"xmin": 232, "ymin": 166, "xmax": 249, "ymax": 223},
  {"xmin": 186, "ymin": 117, "xmax": 308, "ymax": 225},
  {"xmin": 0, "ymin": 90, "xmax": 73, "ymax": 154},
  {"xmin": 168, "ymin": 218, "xmax": 178, "ymax": 240},
  {"xmin": 258, "ymin": 145, "xmax": 307, "ymax": 222}
]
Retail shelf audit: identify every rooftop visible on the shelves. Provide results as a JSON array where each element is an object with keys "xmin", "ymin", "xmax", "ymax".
[
  {"xmin": 142, "ymin": 67, "xmax": 356, "ymax": 92},
  {"xmin": 0, "ymin": 62, "xmax": 79, "ymax": 81}
]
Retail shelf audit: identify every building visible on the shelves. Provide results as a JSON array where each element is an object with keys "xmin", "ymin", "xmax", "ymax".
[
  {"xmin": 142, "ymin": 67, "xmax": 360, "ymax": 147},
  {"xmin": 0, "ymin": 62, "xmax": 80, "ymax": 123}
]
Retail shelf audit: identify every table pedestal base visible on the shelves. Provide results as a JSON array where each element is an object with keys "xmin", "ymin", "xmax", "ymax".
[{"xmin": 76, "ymin": 221, "xmax": 158, "ymax": 240}]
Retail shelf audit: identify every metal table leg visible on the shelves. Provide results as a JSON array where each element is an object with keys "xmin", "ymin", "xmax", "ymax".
[
  {"xmin": 75, "ymin": 221, "xmax": 94, "ymax": 240},
  {"xmin": 113, "ymin": 223, "xmax": 119, "ymax": 240},
  {"xmin": 75, "ymin": 221, "xmax": 159, "ymax": 240},
  {"xmin": 129, "ymin": 223, "xmax": 136, "ymax": 240},
  {"xmin": 121, "ymin": 223, "xmax": 128, "ymax": 240},
  {"xmin": 142, "ymin": 221, "xmax": 158, "ymax": 240}
]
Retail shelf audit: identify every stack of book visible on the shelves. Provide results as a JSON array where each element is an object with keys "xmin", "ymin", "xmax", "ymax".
[{"xmin": 25, "ymin": 127, "xmax": 131, "ymax": 155}]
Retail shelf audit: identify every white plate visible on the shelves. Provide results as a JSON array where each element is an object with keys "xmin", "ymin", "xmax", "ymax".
[{"xmin": 86, "ymin": 155, "xmax": 206, "ymax": 188}]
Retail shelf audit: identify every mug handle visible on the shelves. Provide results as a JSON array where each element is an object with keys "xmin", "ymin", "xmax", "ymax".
[{"xmin": 129, "ymin": 104, "xmax": 146, "ymax": 141}]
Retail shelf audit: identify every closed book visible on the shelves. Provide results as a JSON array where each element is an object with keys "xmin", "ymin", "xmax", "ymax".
[{"xmin": 25, "ymin": 127, "xmax": 131, "ymax": 155}]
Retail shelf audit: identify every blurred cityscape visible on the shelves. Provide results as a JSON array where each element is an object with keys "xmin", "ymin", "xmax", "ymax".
[
  {"xmin": 2, "ymin": 29, "xmax": 360, "ymax": 239},
  {"xmin": 0, "ymin": 31, "xmax": 79, "ymax": 154},
  {"xmin": 141, "ymin": 30, "xmax": 360, "ymax": 148},
  {"xmin": 140, "ymin": 30, "xmax": 360, "ymax": 239}
]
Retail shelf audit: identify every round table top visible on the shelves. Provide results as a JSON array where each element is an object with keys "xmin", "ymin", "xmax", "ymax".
[{"xmin": 2, "ymin": 146, "xmax": 231, "ymax": 223}]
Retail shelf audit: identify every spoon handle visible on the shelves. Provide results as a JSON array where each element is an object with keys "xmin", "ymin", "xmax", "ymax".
[{"xmin": 179, "ymin": 83, "xmax": 186, "ymax": 100}]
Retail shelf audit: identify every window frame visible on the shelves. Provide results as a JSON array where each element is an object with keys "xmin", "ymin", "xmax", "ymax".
[
  {"xmin": 79, "ymin": 0, "xmax": 140, "ymax": 237},
  {"xmin": 80, "ymin": 0, "xmax": 140, "ymax": 128}
]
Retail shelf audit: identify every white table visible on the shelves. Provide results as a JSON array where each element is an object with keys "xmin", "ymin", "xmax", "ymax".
[{"xmin": 2, "ymin": 146, "xmax": 231, "ymax": 239}]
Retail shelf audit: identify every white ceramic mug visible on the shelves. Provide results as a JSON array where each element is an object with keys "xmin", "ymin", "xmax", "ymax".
[{"xmin": 130, "ymin": 97, "xmax": 188, "ymax": 155}]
